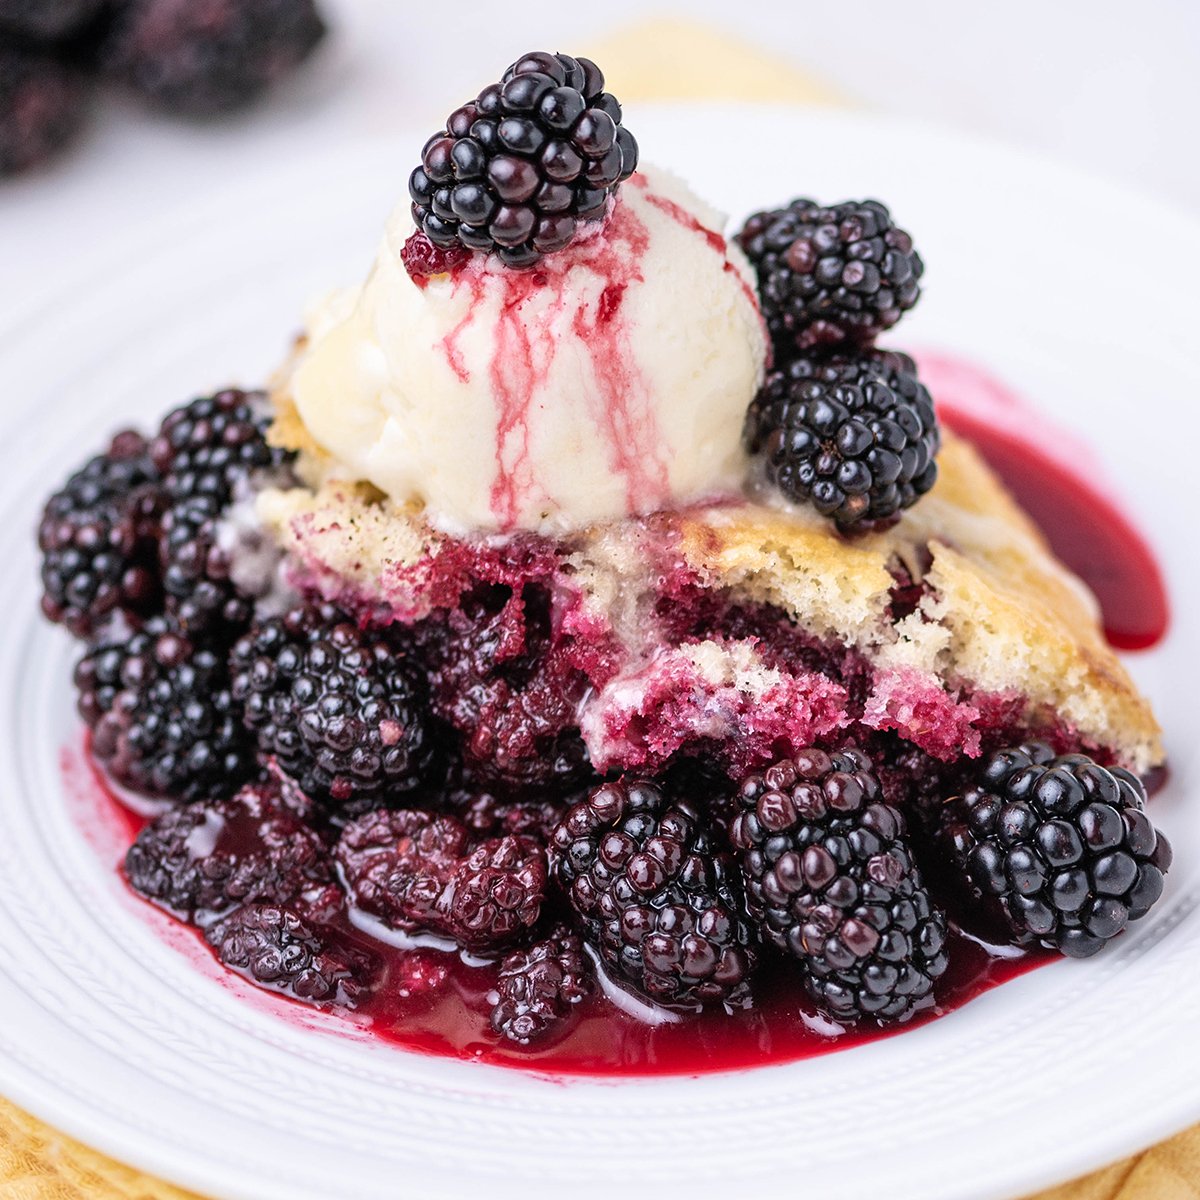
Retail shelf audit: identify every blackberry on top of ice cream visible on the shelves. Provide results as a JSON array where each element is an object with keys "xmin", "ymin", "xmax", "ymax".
[
  {"xmin": 746, "ymin": 349, "xmax": 940, "ymax": 529},
  {"xmin": 939, "ymin": 743, "xmax": 1172, "ymax": 958},
  {"xmin": 408, "ymin": 50, "xmax": 639, "ymax": 269},
  {"xmin": 737, "ymin": 198, "xmax": 923, "ymax": 351}
]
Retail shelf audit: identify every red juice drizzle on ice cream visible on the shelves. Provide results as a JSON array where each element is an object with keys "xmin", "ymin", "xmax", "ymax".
[{"xmin": 438, "ymin": 187, "xmax": 673, "ymax": 529}]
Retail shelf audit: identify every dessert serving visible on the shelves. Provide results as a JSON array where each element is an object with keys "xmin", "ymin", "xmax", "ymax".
[{"xmin": 37, "ymin": 51, "xmax": 1173, "ymax": 1073}]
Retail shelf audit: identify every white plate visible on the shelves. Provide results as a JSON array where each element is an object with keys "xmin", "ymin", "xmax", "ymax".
[{"xmin": 1, "ymin": 105, "xmax": 1198, "ymax": 1200}]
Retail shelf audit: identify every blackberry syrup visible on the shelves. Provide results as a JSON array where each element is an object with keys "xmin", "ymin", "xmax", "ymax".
[{"xmin": 65, "ymin": 357, "xmax": 1168, "ymax": 1076}]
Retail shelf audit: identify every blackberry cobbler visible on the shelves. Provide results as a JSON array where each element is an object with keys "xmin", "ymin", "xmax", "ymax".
[{"xmin": 38, "ymin": 51, "xmax": 1172, "ymax": 1070}]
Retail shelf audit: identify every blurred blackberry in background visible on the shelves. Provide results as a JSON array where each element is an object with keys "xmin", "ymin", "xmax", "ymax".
[
  {"xmin": 230, "ymin": 603, "xmax": 439, "ymax": 808},
  {"xmin": 97, "ymin": 0, "xmax": 326, "ymax": 116},
  {"xmin": 409, "ymin": 50, "xmax": 638, "ymax": 268},
  {"xmin": 746, "ymin": 349, "xmax": 940, "ymax": 529},
  {"xmin": 730, "ymin": 749, "xmax": 949, "ymax": 1024},
  {"xmin": 38, "ymin": 429, "xmax": 164, "ymax": 637},
  {"xmin": 940, "ymin": 743, "xmax": 1173, "ymax": 958},
  {"xmin": 737, "ymin": 198, "xmax": 922, "ymax": 351},
  {"xmin": 0, "ymin": 43, "xmax": 88, "ymax": 175},
  {"xmin": 0, "ymin": 0, "xmax": 105, "ymax": 40},
  {"xmin": 552, "ymin": 778, "xmax": 756, "ymax": 1008},
  {"xmin": 75, "ymin": 614, "xmax": 254, "ymax": 801}
]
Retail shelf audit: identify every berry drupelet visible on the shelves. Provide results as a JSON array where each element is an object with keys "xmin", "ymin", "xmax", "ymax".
[
  {"xmin": 205, "ymin": 902, "xmax": 377, "ymax": 1006},
  {"xmin": 230, "ymin": 603, "xmax": 438, "ymax": 809},
  {"xmin": 552, "ymin": 778, "xmax": 756, "ymax": 1009},
  {"xmin": 335, "ymin": 808, "xmax": 547, "ymax": 951},
  {"xmin": 939, "ymin": 743, "xmax": 1172, "ymax": 958},
  {"xmin": 152, "ymin": 388, "xmax": 295, "ymax": 637},
  {"xmin": 491, "ymin": 925, "xmax": 592, "ymax": 1044},
  {"xmin": 124, "ymin": 777, "xmax": 331, "ymax": 922},
  {"xmin": 746, "ymin": 349, "xmax": 940, "ymax": 529},
  {"xmin": 408, "ymin": 50, "xmax": 638, "ymax": 269},
  {"xmin": 97, "ymin": 0, "xmax": 326, "ymax": 116},
  {"xmin": 730, "ymin": 749, "xmax": 949, "ymax": 1025},
  {"xmin": 736, "ymin": 198, "xmax": 923, "ymax": 351},
  {"xmin": 0, "ymin": 43, "xmax": 89, "ymax": 177},
  {"xmin": 38, "ymin": 429, "xmax": 164, "ymax": 638},
  {"xmin": 75, "ymin": 615, "xmax": 254, "ymax": 802}
]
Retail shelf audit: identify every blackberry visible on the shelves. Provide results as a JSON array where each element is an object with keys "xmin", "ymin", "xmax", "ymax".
[
  {"xmin": 38, "ymin": 429, "xmax": 164, "ymax": 638},
  {"xmin": 98, "ymin": 0, "xmax": 326, "ymax": 116},
  {"xmin": 414, "ymin": 584, "xmax": 591, "ymax": 790},
  {"xmin": 736, "ymin": 198, "xmax": 923, "ymax": 351},
  {"xmin": 75, "ymin": 615, "xmax": 254, "ymax": 801},
  {"xmin": 552, "ymin": 779, "xmax": 755, "ymax": 1009},
  {"xmin": 125, "ymin": 777, "xmax": 331, "ymax": 922},
  {"xmin": 153, "ymin": 389, "xmax": 294, "ymax": 637},
  {"xmin": 0, "ymin": 43, "xmax": 88, "ymax": 176},
  {"xmin": 452, "ymin": 789, "xmax": 567, "ymax": 844},
  {"xmin": 230, "ymin": 604, "xmax": 438, "ymax": 808},
  {"xmin": 0, "ymin": 0, "xmax": 105, "ymax": 40},
  {"xmin": 335, "ymin": 808, "xmax": 547, "ymax": 951},
  {"xmin": 491, "ymin": 926, "xmax": 591, "ymax": 1044},
  {"xmin": 408, "ymin": 50, "xmax": 638, "ymax": 269},
  {"xmin": 746, "ymin": 349, "xmax": 940, "ymax": 529},
  {"xmin": 730, "ymin": 750, "xmax": 949, "ymax": 1025},
  {"xmin": 205, "ymin": 903, "xmax": 376, "ymax": 1006},
  {"xmin": 939, "ymin": 743, "xmax": 1173, "ymax": 958}
]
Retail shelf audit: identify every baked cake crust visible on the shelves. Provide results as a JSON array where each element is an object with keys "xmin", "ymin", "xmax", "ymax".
[{"xmin": 262, "ymin": 399, "xmax": 1162, "ymax": 777}]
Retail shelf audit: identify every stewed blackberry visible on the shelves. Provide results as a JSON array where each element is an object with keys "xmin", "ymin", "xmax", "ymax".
[
  {"xmin": 0, "ymin": 44, "xmax": 88, "ymax": 176},
  {"xmin": 97, "ymin": 0, "xmax": 326, "ymax": 116},
  {"xmin": 491, "ymin": 926, "xmax": 592, "ymax": 1044},
  {"xmin": 939, "ymin": 743, "xmax": 1172, "ymax": 958},
  {"xmin": 124, "ymin": 777, "xmax": 331, "ymax": 922},
  {"xmin": 730, "ymin": 750, "xmax": 949, "ymax": 1025},
  {"xmin": 408, "ymin": 50, "xmax": 638, "ymax": 269},
  {"xmin": 736, "ymin": 198, "xmax": 923, "ymax": 351},
  {"xmin": 205, "ymin": 903, "xmax": 377, "ymax": 1006},
  {"xmin": 153, "ymin": 388, "xmax": 295, "ymax": 637},
  {"xmin": 38, "ymin": 430, "xmax": 164, "ymax": 638},
  {"xmin": 746, "ymin": 349, "xmax": 940, "ymax": 529},
  {"xmin": 335, "ymin": 808, "xmax": 547, "ymax": 951},
  {"xmin": 413, "ymin": 584, "xmax": 592, "ymax": 791},
  {"xmin": 552, "ymin": 778, "xmax": 756, "ymax": 1009},
  {"xmin": 230, "ymin": 603, "xmax": 438, "ymax": 808},
  {"xmin": 75, "ymin": 615, "xmax": 254, "ymax": 801}
]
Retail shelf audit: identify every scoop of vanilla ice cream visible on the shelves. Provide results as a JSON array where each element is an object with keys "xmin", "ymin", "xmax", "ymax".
[{"xmin": 287, "ymin": 164, "xmax": 766, "ymax": 535}]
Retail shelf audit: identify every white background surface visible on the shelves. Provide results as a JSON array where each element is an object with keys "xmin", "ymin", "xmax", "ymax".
[
  {"xmin": 2, "ymin": 0, "xmax": 1199, "ymax": 298},
  {"xmin": 2, "ymin": 103, "xmax": 1198, "ymax": 1200}
]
